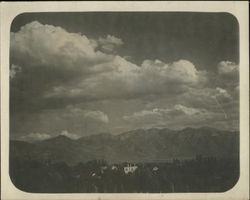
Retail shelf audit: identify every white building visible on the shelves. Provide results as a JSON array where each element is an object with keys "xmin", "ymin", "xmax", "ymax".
[
  {"xmin": 111, "ymin": 165, "xmax": 118, "ymax": 170},
  {"xmin": 124, "ymin": 164, "xmax": 138, "ymax": 174},
  {"xmin": 100, "ymin": 166, "xmax": 108, "ymax": 173},
  {"xmin": 152, "ymin": 166, "xmax": 159, "ymax": 171}
]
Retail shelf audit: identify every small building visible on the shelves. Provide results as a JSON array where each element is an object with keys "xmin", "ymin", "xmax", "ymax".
[
  {"xmin": 124, "ymin": 164, "xmax": 138, "ymax": 174},
  {"xmin": 100, "ymin": 166, "xmax": 108, "ymax": 173},
  {"xmin": 152, "ymin": 166, "xmax": 159, "ymax": 171},
  {"xmin": 111, "ymin": 165, "xmax": 118, "ymax": 170}
]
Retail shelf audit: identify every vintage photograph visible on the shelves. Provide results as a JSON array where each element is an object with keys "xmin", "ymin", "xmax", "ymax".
[{"xmin": 9, "ymin": 12, "xmax": 240, "ymax": 193}]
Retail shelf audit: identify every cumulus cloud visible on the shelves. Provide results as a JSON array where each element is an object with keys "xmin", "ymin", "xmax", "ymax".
[
  {"xmin": 123, "ymin": 103, "xmax": 233, "ymax": 130},
  {"xmin": 83, "ymin": 110, "xmax": 109, "ymax": 123},
  {"xmin": 10, "ymin": 21, "xmax": 239, "ymax": 133},
  {"xmin": 11, "ymin": 21, "xmax": 208, "ymax": 105},
  {"xmin": 141, "ymin": 59, "xmax": 199, "ymax": 84},
  {"xmin": 64, "ymin": 105, "xmax": 109, "ymax": 123},
  {"xmin": 124, "ymin": 104, "xmax": 206, "ymax": 120},
  {"xmin": 173, "ymin": 104, "xmax": 204, "ymax": 115},
  {"xmin": 179, "ymin": 86, "xmax": 234, "ymax": 110},
  {"xmin": 98, "ymin": 35, "xmax": 124, "ymax": 52},
  {"xmin": 60, "ymin": 130, "xmax": 80, "ymax": 139},
  {"xmin": 217, "ymin": 61, "xmax": 238, "ymax": 76},
  {"xmin": 215, "ymin": 87, "xmax": 231, "ymax": 99},
  {"xmin": 45, "ymin": 57, "xmax": 206, "ymax": 101},
  {"xmin": 123, "ymin": 104, "xmax": 208, "ymax": 127},
  {"xmin": 123, "ymin": 109, "xmax": 162, "ymax": 121},
  {"xmin": 215, "ymin": 61, "xmax": 239, "ymax": 92},
  {"xmin": 19, "ymin": 132, "xmax": 51, "ymax": 142},
  {"xmin": 11, "ymin": 21, "xmax": 99, "ymax": 67},
  {"xmin": 10, "ymin": 21, "xmax": 115, "ymax": 90},
  {"xmin": 10, "ymin": 21, "xmax": 115, "ymax": 113}
]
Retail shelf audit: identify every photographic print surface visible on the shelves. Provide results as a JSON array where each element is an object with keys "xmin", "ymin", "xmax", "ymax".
[{"xmin": 9, "ymin": 12, "xmax": 239, "ymax": 193}]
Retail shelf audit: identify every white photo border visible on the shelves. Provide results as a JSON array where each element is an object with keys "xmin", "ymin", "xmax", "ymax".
[{"xmin": 1, "ymin": 1, "xmax": 249, "ymax": 200}]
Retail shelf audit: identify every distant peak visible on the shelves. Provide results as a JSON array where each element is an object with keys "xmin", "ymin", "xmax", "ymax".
[
  {"xmin": 78, "ymin": 132, "xmax": 113, "ymax": 140},
  {"xmin": 181, "ymin": 126, "xmax": 219, "ymax": 132},
  {"xmin": 46, "ymin": 134, "xmax": 73, "ymax": 141},
  {"xmin": 198, "ymin": 126, "xmax": 217, "ymax": 131},
  {"xmin": 57, "ymin": 135, "xmax": 71, "ymax": 139},
  {"xmin": 181, "ymin": 127, "xmax": 195, "ymax": 131},
  {"xmin": 95, "ymin": 132, "xmax": 112, "ymax": 136}
]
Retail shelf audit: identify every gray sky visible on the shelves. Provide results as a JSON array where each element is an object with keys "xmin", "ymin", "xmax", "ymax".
[{"xmin": 10, "ymin": 12, "xmax": 239, "ymax": 141}]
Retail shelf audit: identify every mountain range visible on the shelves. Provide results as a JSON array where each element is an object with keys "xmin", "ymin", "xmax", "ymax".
[{"xmin": 10, "ymin": 127, "xmax": 239, "ymax": 165}]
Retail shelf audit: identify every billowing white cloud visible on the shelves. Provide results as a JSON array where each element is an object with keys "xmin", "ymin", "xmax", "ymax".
[
  {"xmin": 123, "ymin": 104, "xmax": 207, "ymax": 124},
  {"xmin": 215, "ymin": 87, "xmax": 231, "ymax": 99},
  {"xmin": 141, "ymin": 59, "xmax": 199, "ymax": 84},
  {"xmin": 60, "ymin": 130, "xmax": 80, "ymax": 139},
  {"xmin": 218, "ymin": 61, "xmax": 238, "ymax": 76},
  {"xmin": 19, "ymin": 132, "xmax": 51, "ymax": 142},
  {"xmin": 10, "ymin": 21, "xmax": 112, "ymax": 74},
  {"xmin": 98, "ymin": 35, "xmax": 124, "ymax": 52},
  {"xmin": 11, "ymin": 21, "xmax": 209, "ymax": 102},
  {"xmin": 216, "ymin": 61, "xmax": 239, "ymax": 92},
  {"xmin": 123, "ymin": 109, "xmax": 162, "ymax": 121},
  {"xmin": 64, "ymin": 106, "xmax": 109, "ymax": 123},
  {"xmin": 83, "ymin": 110, "xmax": 109, "ymax": 123},
  {"xmin": 122, "ymin": 103, "xmax": 236, "ymax": 130},
  {"xmin": 10, "ymin": 21, "xmax": 239, "ymax": 133},
  {"xmin": 179, "ymin": 87, "xmax": 234, "ymax": 110},
  {"xmin": 173, "ymin": 104, "xmax": 204, "ymax": 115},
  {"xmin": 45, "ymin": 57, "xmax": 206, "ymax": 100}
]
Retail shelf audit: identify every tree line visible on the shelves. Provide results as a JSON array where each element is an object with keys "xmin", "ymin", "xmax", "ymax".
[{"xmin": 9, "ymin": 155, "xmax": 239, "ymax": 193}]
